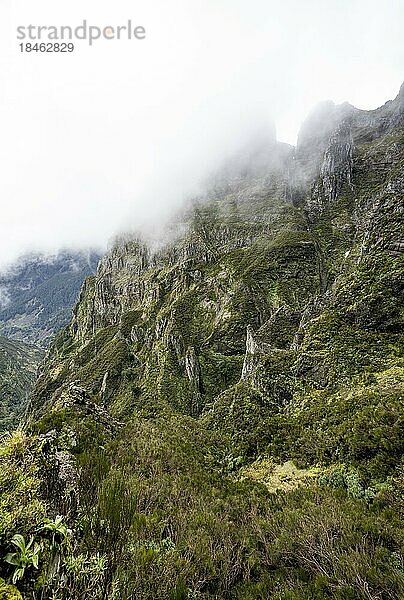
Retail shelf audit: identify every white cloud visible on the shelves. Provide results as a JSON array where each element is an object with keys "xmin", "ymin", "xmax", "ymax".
[{"xmin": 0, "ymin": 0, "xmax": 402, "ymax": 266}]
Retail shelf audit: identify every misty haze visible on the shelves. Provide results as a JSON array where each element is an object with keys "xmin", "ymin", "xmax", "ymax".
[{"xmin": 0, "ymin": 1, "xmax": 403, "ymax": 599}]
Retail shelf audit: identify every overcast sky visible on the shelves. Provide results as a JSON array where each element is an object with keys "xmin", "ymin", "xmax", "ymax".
[{"xmin": 0, "ymin": 0, "xmax": 402, "ymax": 267}]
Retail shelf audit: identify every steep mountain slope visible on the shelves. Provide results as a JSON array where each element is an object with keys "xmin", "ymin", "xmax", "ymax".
[
  {"xmin": 0, "ymin": 336, "xmax": 44, "ymax": 431},
  {"xmin": 0, "ymin": 250, "xmax": 100, "ymax": 348},
  {"xmin": 0, "ymin": 251, "xmax": 99, "ymax": 433},
  {"xmin": 0, "ymin": 86, "xmax": 403, "ymax": 600},
  {"xmin": 32, "ymin": 86, "xmax": 403, "ymax": 429}
]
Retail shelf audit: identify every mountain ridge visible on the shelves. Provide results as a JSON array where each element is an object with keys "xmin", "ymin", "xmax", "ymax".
[
  {"xmin": 0, "ymin": 249, "xmax": 100, "ymax": 348},
  {"xmin": 1, "ymin": 85, "xmax": 403, "ymax": 600}
]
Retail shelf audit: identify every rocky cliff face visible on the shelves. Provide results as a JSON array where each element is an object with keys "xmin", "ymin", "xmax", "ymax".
[
  {"xmin": 4, "ymin": 85, "xmax": 403, "ymax": 600},
  {"xmin": 0, "ymin": 336, "xmax": 44, "ymax": 431},
  {"xmin": 31, "ymin": 85, "xmax": 403, "ymax": 426},
  {"xmin": 33, "ymin": 161, "xmax": 319, "ymax": 419}
]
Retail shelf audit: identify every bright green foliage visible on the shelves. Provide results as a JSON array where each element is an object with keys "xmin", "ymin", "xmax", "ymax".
[
  {"xmin": 40, "ymin": 516, "xmax": 68, "ymax": 549},
  {"xmin": 0, "ymin": 431, "xmax": 46, "ymax": 541},
  {"xmin": 4, "ymin": 534, "xmax": 41, "ymax": 584}
]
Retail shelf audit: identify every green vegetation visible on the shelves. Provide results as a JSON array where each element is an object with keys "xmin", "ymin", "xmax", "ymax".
[
  {"xmin": 0, "ymin": 431, "xmax": 46, "ymax": 542},
  {"xmin": 0, "ymin": 337, "xmax": 44, "ymax": 431},
  {"xmin": 0, "ymin": 578, "xmax": 22, "ymax": 600},
  {"xmin": 4, "ymin": 534, "xmax": 41, "ymax": 584},
  {"xmin": 0, "ymin": 98, "xmax": 402, "ymax": 598}
]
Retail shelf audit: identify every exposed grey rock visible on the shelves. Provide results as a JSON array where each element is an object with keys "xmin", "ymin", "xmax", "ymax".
[
  {"xmin": 185, "ymin": 346, "xmax": 203, "ymax": 415},
  {"xmin": 130, "ymin": 325, "xmax": 145, "ymax": 346},
  {"xmin": 309, "ymin": 120, "xmax": 354, "ymax": 217},
  {"xmin": 241, "ymin": 326, "xmax": 272, "ymax": 381},
  {"xmin": 99, "ymin": 371, "xmax": 109, "ymax": 399}
]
